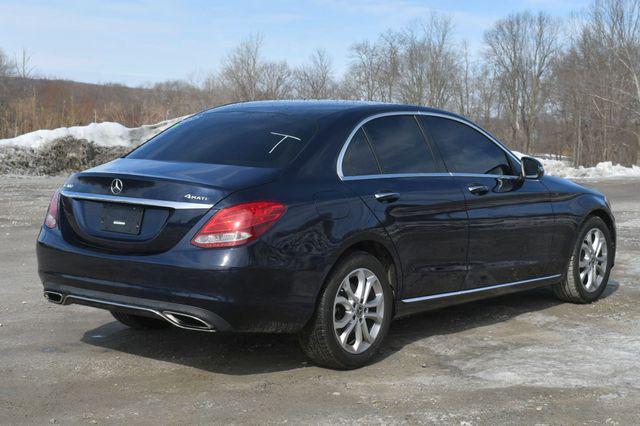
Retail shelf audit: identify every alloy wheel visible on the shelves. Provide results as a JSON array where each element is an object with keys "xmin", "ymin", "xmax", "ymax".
[
  {"xmin": 333, "ymin": 268, "xmax": 385, "ymax": 354},
  {"xmin": 579, "ymin": 228, "xmax": 608, "ymax": 293}
]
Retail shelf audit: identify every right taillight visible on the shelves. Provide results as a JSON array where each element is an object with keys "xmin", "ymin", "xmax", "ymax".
[
  {"xmin": 191, "ymin": 201, "xmax": 286, "ymax": 248},
  {"xmin": 44, "ymin": 190, "xmax": 60, "ymax": 229}
]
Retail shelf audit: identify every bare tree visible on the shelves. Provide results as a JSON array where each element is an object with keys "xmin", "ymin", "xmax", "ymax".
[
  {"xmin": 485, "ymin": 12, "xmax": 560, "ymax": 153},
  {"xmin": 485, "ymin": 13, "xmax": 526, "ymax": 150},
  {"xmin": 519, "ymin": 12, "xmax": 561, "ymax": 154},
  {"xmin": 376, "ymin": 31, "xmax": 402, "ymax": 102},
  {"xmin": 0, "ymin": 48, "xmax": 15, "ymax": 78},
  {"xmin": 221, "ymin": 34, "xmax": 264, "ymax": 101},
  {"xmin": 15, "ymin": 49, "xmax": 35, "ymax": 79},
  {"xmin": 587, "ymin": 0, "xmax": 640, "ymax": 162},
  {"xmin": 260, "ymin": 60, "xmax": 292, "ymax": 99},
  {"xmin": 294, "ymin": 49, "xmax": 334, "ymax": 99},
  {"xmin": 344, "ymin": 40, "xmax": 383, "ymax": 101},
  {"xmin": 397, "ymin": 15, "xmax": 458, "ymax": 108}
]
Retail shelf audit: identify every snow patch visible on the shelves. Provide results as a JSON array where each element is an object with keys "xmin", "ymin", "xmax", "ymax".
[
  {"xmin": 0, "ymin": 116, "xmax": 187, "ymax": 150},
  {"xmin": 513, "ymin": 151, "xmax": 640, "ymax": 179}
]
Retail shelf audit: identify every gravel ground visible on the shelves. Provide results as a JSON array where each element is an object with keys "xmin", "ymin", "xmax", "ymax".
[{"xmin": 0, "ymin": 175, "xmax": 639, "ymax": 425}]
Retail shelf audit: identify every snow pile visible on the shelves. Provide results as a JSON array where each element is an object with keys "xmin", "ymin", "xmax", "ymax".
[
  {"xmin": 0, "ymin": 137, "xmax": 131, "ymax": 175},
  {"xmin": 0, "ymin": 116, "xmax": 185, "ymax": 150},
  {"xmin": 513, "ymin": 151, "xmax": 640, "ymax": 179}
]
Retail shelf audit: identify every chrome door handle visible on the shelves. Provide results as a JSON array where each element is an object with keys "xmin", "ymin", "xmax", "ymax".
[
  {"xmin": 467, "ymin": 184, "xmax": 489, "ymax": 195},
  {"xmin": 374, "ymin": 191, "xmax": 400, "ymax": 202}
]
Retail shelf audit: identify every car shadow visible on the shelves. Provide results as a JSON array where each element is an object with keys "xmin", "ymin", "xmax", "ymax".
[{"xmin": 81, "ymin": 282, "xmax": 620, "ymax": 375}]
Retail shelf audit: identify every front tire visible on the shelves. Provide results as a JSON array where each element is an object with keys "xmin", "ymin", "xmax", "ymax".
[
  {"xmin": 553, "ymin": 216, "xmax": 613, "ymax": 303},
  {"xmin": 299, "ymin": 252, "xmax": 393, "ymax": 369}
]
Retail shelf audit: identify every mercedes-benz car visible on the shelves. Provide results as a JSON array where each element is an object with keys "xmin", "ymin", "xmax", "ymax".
[{"xmin": 37, "ymin": 101, "xmax": 616, "ymax": 369}]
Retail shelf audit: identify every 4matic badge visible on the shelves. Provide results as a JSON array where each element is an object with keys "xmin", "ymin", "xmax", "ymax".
[{"xmin": 184, "ymin": 194, "xmax": 209, "ymax": 202}]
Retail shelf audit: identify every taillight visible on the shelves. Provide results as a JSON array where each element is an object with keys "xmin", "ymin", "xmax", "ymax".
[
  {"xmin": 44, "ymin": 190, "xmax": 61, "ymax": 229},
  {"xmin": 191, "ymin": 201, "xmax": 286, "ymax": 248}
]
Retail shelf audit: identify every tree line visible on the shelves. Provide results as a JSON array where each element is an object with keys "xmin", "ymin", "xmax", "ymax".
[{"xmin": 1, "ymin": 0, "xmax": 639, "ymax": 166}]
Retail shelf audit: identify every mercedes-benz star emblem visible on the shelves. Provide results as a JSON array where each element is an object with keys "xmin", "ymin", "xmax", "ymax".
[{"xmin": 110, "ymin": 178, "xmax": 123, "ymax": 195}]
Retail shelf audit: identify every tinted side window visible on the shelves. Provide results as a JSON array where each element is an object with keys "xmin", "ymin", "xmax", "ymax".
[
  {"xmin": 363, "ymin": 115, "xmax": 437, "ymax": 174},
  {"xmin": 420, "ymin": 116, "xmax": 513, "ymax": 175},
  {"xmin": 342, "ymin": 129, "xmax": 380, "ymax": 176}
]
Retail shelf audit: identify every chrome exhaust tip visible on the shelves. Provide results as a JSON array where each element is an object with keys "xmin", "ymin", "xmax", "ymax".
[
  {"xmin": 44, "ymin": 291, "xmax": 64, "ymax": 304},
  {"xmin": 162, "ymin": 311, "xmax": 214, "ymax": 332}
]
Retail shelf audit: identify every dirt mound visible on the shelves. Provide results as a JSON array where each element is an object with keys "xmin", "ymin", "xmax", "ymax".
[{"xmin": 0, "ymin": 136, "xmax": 131, "ymax": 175}]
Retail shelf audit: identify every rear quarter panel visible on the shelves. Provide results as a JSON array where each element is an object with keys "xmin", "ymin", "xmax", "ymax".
[{"xmin": 218, "ymin": 177, "xmax": 396, "ymax": 324}]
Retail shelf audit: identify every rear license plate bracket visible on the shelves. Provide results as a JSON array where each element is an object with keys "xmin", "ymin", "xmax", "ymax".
[{"xmin": 100, "ymin": 203, "xmax": 144, "ymax": 235}]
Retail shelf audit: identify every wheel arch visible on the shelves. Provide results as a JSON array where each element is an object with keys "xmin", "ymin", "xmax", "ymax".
[
  {"xmin": 308, "ymin": 233, "xmax": 402, "ymax": 325},
  {"xmin": 337, "ymin": 240, "xmax": 400, "ymax": 296}
]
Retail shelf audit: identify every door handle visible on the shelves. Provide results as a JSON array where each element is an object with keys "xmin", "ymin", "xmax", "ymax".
[
  {"xmin": 374, "ymin": 191, "xmax": 400, "ymax": 202},
  {"xmin": 467, "ymin": 184, "xmax": 489, "ymax": 195}
]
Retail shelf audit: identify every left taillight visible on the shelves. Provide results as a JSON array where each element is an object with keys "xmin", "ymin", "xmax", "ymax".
[
  {"xmin": 44, "ymin": 190, "xmax": 61, "ymax": 229},
  {"xmin": 191, "ymin": 201, "xmax": 286, "ymax": 248}
]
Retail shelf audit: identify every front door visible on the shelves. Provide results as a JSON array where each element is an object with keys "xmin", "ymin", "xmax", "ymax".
[{"xmin": 419, "ymin": 115, "xmax": 555, "ymax": 289}]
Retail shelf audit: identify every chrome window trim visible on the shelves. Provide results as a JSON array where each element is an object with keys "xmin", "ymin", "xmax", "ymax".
[
  {"xmin": 60, "ymin": 190, "xmax": 214, "ymax": 210},
  {"xmin": 342, "ymin": 172, "xmax": 453, "ymax": 181},
  {"xmin": 336, "ymin": 111, "xmax": 522, "ymax": 181},
  {"xmin": 401, "ymin": 274, "xmax": 562, "ymax": 303}
]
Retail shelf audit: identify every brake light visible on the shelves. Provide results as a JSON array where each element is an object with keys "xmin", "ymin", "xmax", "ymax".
[
  {"xmin": 191, "ymin": 201, "xmax": 286, "ymax": 248},
  {"xmin": 44, "ymin": 190, "xmax": 61, "ymax": 229}
]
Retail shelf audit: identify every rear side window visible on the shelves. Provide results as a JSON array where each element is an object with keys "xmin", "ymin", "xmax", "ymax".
[
  {"xmin": 128, "ymin": 111, "xmax": 318, "ymax": 168},
  {"xmin": 363, "ymin": 115, "xmax": 437, "ymax": 174},
  {"xmin": 420, "ymin": 116, "xmax": 513, "ymax": 175},
  {"xmin": 342, "ymin": 129, "xmax": 380, "ymax": 176}
]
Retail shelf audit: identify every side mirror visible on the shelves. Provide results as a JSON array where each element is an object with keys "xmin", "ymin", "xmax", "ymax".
[{"xmin": 521, "ymin": 156, "xmax": 544, "ymax": 179}]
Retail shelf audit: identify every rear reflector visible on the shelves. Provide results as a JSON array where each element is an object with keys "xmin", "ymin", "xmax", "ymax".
[
  {"xmin": 191, "ymin": 201, "xmax": 286, "ymax": 248},
  {"xmin": 44, "ymin": 190, "xmax": 61, "ymax": 229}
]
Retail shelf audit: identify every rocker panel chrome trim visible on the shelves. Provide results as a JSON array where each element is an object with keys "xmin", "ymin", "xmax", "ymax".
[{"xmin": 401, "ymin": 274, "xmax": 562, "ymax": 303}]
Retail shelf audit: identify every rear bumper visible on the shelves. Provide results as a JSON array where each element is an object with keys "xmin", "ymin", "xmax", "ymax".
[
  {"xmin": 43, "ymin": 287, "xmax": 227, "ymax": 331},
  {"xmin": 37, "ymin": 228, "xmax": 320, "ymax": 333}
]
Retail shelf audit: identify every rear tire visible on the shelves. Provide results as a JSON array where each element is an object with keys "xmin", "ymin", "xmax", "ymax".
[
  {"xmin": 111, "ymin": 311, "xmax": 169, "ymax": 329},
  {"xmin": 553, "ymin": 216, "xmax": 613, "ymax": 303},
  {"xmin": 298, "ymin": 252, "xmax": 393, "ymax": 369}
]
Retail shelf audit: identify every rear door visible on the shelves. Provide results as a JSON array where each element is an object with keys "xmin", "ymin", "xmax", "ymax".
[
  {"xmin": 419, "ymin": 115, "xmax": 555, "ymax": 289},
  {"xmin": 339, "ymin": 114, "xmax": 468, "ymax": 299}
]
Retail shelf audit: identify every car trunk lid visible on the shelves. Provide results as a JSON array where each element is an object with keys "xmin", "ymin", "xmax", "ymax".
[{"xmin": 58, "ymin": 158, "xmax": 279, "ymax": 254}]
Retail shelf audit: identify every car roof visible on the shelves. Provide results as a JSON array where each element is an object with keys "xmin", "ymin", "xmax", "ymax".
[{"xmin": 205, "ymin": 100, "xmax": 455, "ymax": 119}]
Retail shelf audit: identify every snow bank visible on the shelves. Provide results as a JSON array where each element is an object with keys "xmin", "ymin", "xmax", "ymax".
[
  {"xmin": 0, "ymin": 116, "xmax": 186, "ymax": 150},
  {"xmin": 513, "ymin": 151, "xmax": 640, "ymax": 179}
]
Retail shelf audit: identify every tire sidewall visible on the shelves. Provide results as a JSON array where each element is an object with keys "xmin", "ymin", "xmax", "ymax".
[
  {"xmin": 570, "ymin": 217, "xmax": 613, "ymax": 302},
  {"xmin": 320, "ymin": 252, "xmax": 393, "ymax": 368}
]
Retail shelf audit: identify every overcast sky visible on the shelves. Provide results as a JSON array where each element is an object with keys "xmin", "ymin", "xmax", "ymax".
[{"xmin": 0, "ymin": 0, "xmax": 588, "ymax": 86}]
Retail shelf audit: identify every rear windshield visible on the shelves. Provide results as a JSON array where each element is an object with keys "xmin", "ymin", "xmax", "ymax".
[{"xmin": 127, "ymin": 111, "xmax": 318, "ymax": 168}]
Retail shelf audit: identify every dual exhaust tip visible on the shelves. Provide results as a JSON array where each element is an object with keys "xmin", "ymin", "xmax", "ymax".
[
  {"xmin": 43, "ymin": 291, "xmax": 214, "ymax": 332},
  {"xmin": 44, "ymin": 290, "xmax": 64, "ymax": 304}
]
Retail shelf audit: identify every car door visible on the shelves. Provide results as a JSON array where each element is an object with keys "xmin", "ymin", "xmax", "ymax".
[
  {"xmin": 339, "ymin": 114, "xmax": 468, "ymax": 299},
  {"xmin": 419, "ymin": 115, "xmax": 555, "ymax": 290}
]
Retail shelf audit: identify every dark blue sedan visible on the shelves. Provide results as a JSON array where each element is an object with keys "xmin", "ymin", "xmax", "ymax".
[{"xmin": 37, "ymin": 101, "xmax": 616, "ymax": 368}]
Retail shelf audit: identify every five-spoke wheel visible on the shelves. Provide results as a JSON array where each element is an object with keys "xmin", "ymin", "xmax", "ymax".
[
  {"xmin": 333, "ymin": 268, "xmax": 385, "ymax": 354},
  {"xmin": 579, "ymin": 228, "xmax": 609, "ymax": 292},
  {"xmin": 553, "ymin": 216, "xmax": 612, "ymax": 303},
  {"xmin": 299, "ymin": 252, "xmax": 392, "ymax": 369}
]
